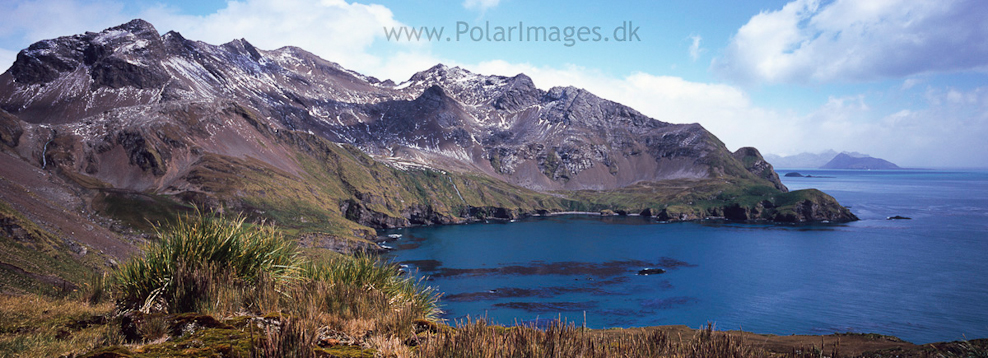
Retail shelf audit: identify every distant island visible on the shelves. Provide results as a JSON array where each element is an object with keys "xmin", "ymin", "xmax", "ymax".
[
  {"xmin": 820, "ymin": 153, "xmax": 900, "ymax": 170},
  {"xmin": 766, "ymin": 150, "xmax": 901, "ymax": 170},
  {"xmin": 783, "ymin": 172, "xmax": 834, "ymax": 178}
]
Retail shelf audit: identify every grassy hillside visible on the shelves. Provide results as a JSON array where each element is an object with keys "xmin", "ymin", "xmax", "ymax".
[{"xmin": 166, "ymin": 132, "xmax": 575, "ymax": 240}]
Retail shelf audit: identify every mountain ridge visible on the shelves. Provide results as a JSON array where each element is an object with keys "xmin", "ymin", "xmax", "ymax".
[{"xmin": 1, "ymin": 19, "xmax": 783, "ymax": 192}]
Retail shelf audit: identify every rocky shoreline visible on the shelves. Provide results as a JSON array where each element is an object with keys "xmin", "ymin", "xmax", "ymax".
[{"xmin": 358, "ymin": 200, "xmax": 858, "ymax": 233}]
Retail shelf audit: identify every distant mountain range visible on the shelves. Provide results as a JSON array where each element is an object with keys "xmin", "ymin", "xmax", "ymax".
[
  {"xmin": 765, "ymin": 150, "xmax": 900, "ymax": 169},
  {"xmin": 0, "ymin": 20, "xmax": 856, "ymax": 293}
]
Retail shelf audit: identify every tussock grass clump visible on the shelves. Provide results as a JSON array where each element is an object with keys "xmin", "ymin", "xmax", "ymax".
[
  {"xmin": 97, "ymin": 210, "xmax": 441, "ymax": 356},
  {"xmin": 115, "ymin": 211, "xmax": 302, "ymax": 313},
  {"xmin": 304, "ymin": 255, "xmax": 442, "ymax": 321}
]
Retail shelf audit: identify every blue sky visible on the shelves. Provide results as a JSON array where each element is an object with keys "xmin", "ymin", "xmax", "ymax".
[{"xmin": 1, "ymin": 0, "xmax": 986, "ymax": 167}]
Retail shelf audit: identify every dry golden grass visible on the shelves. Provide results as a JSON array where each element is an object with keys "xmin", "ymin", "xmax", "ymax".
[
  {"xmin": 368, "ymin": 335, "xmax": 413, "ymax": 358},
  {"xmin": 411, "ymin": 320, "xmax": 843, "ymax": 358},
  {"xmin": 0, "ymin": 294, "xmax": 121, "ymax": 357}
]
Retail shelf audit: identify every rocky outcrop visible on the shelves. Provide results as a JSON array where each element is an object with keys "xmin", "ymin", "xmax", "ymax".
[
  {"xmin": 769, "ymin": 190, "xmax": 857, "ymax": 222},
  {"xmin": 650, "ymin": 188, "xmax": 856, "ymax": 223},
  {"xmin": 0, "ymin": 110, "xmax": 23, "ymax": 148},
  {"xmin": 732, "ymin": 147, "xmax": 787, "ymax": 192},
  {"xmin": 466, "ymin": 206, "xmax": 518, "ymax": 220},
  {"xmin": 637, "ymin": 268, "xmax": 666, "ymax": 275},
  {"xmin": 340, "ymin": 199, "xmax": 409, "ymax": 229}
]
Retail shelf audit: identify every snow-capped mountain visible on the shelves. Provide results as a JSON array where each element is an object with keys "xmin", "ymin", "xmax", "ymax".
[{"xmin": 1, "ymin": 19, "xmax": 789, "ymax": 193}]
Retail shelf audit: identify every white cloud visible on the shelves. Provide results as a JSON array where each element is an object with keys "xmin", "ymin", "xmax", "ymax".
[
  {"xmin": 750, "ymin": 89, "xmax": 988, "ymax": 168},
  {"xmin": 859, "ymin": 88, "xmax": 988, "ymax": 167},
  {"xmin": 0, "ymin": 0, "xmax": 128, "ymax": 42},
  {"xmin": 0, "ymin": 0, "xmax": 131, "ymax": 71},
  {"xmin": 463, "ymin": 0, "xmax": 501, "ymax": 12},
  {"xmin": 0, "ymin": 48, "xmax": 17, "ymax": 73},
  {"xmin": 687, "ymin": 34, "xmax": 704, "ymax": 62},
  {"xmin": 373, "ymin": 50, "xmax": 447, "ymax": 83},
  {"xmin": 713, "ymin": 0, "xmax": 988, "ymax": 84},
  {"xmin": 901, "ymin": 78, "xmax": 923, "ymax": 90}
]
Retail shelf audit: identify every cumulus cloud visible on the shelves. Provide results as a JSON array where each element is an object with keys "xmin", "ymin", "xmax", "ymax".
[
  {"xmin": 845, "ymin": 88, "xmax": 988, "ymax": 167},
  {"xmin": 0, "ymin": 48, "xmax": 17, "ymax": 73},
  {"xmin": 463, "ymin": 0, "xmax": 501, "ymax": 12},
  {"xmin": 0, "ymin": 0, "xmax": 128, "ymax": 43},
  {"xmin": 0, "ymin": 0, "xmax": 131, "ymax": 71},
  {"xmin": 901, "ymin": 78, "xmax": 924, "ymax": 90},
  {"xmin": 687, "ymin": 34, "xmax": 704, "ymax": 62},
  {"xmin": 713, "ymin": 0, "xmax": 988, "ymax": 84},
  {"xmin": 736, "ymin": 89, "xmax": 988, "ymax": 168}
]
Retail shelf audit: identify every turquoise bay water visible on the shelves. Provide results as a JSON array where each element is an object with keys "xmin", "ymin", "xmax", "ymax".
[{"xmin": 384, "ymin": 170, "xmax": 988, "ymax": 344}]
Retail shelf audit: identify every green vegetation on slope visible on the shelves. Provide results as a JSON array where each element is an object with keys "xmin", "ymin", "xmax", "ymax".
[
  {"xmin": 54, "ymin": 104, "xmax": 852, "ymax": 255},
  {"xmin": 0, "ymin": 201, "xmax": 97, "ymax": 295},
  {"xmin": 92, "ymin": 191, "xmax": 194, "ymax": 232},
  {"xmin": 144, "ymin": 131, "xmax": 575, "ymax": 243},
  {"xmin": 565, "ymin": 178, "xmax": 856, "ymax": 222}
]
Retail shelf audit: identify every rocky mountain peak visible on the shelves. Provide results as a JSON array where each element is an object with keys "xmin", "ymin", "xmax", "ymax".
[
  {"xmin": 162, "ymin": 30, "xmax": 186, "ymax": 42},
  {"xmin": 492, "ymin": 74, "xmax": 540, "ymax": 111},
  {"xmin": 7, "ymin": 18, "xmax": 168, "ymax": 90},
  {"xmin": 415, "ymin": 85, "xmax": 453, "ymax": 109},
  {"xmin": 222, "ymin": 38, "xmax": 264, "ymax": 62},
  {"xmin": 408, "ymin": 63, "xmax": 455, "ymax": 82},
  {"xmin": 545, "ymin": 86, "xmax": 578, "ymax": 100},
  {"xmin": 86, "ymin": 18, "xmax": 164, "ymax": 57},
  {"xmin": 109, "ymin": 19, "xmax": 159, "ymax": 38}
]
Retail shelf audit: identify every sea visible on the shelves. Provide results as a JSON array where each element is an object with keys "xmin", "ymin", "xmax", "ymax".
[{"xmin": 382, "ymin": 169, "xmax": 988, "ymax": 344}]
